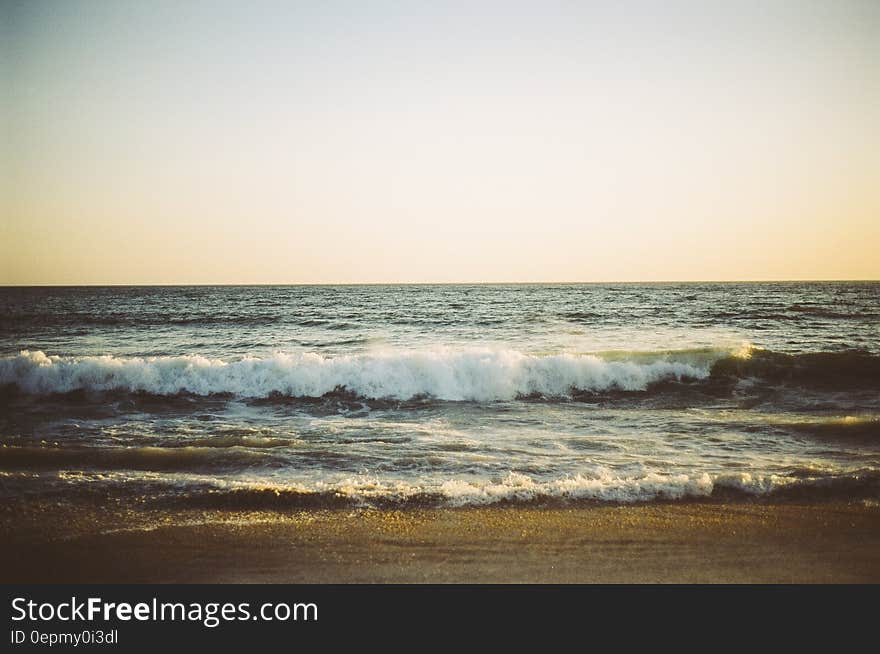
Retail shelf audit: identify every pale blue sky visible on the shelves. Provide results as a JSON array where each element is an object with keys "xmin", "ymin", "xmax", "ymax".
[{"xmin": 3, "ymin": 1, "xmax": 879, "ymax": 283}]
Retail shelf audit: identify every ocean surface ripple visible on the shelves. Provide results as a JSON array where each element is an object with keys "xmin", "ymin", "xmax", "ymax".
[{"xmin": 1, "ymin": 283, "xmax": 878, "ymax": 507}]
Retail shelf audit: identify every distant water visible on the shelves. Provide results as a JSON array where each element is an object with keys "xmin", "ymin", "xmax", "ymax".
[{"xmin": 1, "ymin": 283, "xmax": 879, "ymax": 508}]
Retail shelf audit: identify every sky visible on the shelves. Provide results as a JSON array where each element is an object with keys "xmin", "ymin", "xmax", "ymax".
[{"xmin": 2, "ymin": 0, "xmax": 879, "ymax": 284}]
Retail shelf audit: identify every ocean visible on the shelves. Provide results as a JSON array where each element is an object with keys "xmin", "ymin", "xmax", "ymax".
[{"xmin": 1, "ymin": 282, "xmax": 878, "ymax": 509}]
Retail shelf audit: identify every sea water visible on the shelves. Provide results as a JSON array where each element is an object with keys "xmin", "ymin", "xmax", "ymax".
[{"xmin": 1, "ymin": 283, "xmax": 878, "ymax": 507}]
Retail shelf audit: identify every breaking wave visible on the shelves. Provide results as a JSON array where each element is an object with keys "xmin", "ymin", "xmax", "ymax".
[
  {"xmin": 6, "ymin": 469, "xmax": 878, "ymax": 507},
  {"xmin": 158, "ymin": 470, "xmax": 880, "ymax": 506},
  {"xmin": 0, "ymin": 348, "xmax": 717, "ymax": 401},
  {"xmin": 2, "ymin": 346, "xmax": 877, "ymax": 401}
]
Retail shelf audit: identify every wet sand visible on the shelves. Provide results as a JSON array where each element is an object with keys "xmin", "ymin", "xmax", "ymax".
[{"xmin": 2, "ymin": 501, "xmax": 879, "ymax": 583}]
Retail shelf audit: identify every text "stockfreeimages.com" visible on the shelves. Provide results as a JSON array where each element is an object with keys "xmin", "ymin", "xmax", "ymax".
[{"xmin": 11, "ymin": 597, "xmax": 317, "ymax": 628}]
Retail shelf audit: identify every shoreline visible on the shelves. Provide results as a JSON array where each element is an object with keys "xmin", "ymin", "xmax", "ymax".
[{"xmin": 2, "ymin": 501, "xmax": 879, "ymax": 583}]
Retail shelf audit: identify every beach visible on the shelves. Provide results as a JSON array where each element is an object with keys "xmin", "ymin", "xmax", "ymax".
[
  {"xmin": 6, "ymin": 0, "xmax": 880, "ymax": 600},
  {"xmin": 3, "ymin": 500, "xmax": 879, "ymax": 583},
  {"xmin": 3, "ymin": 283, "xmax": 879, "ymax": 584}
]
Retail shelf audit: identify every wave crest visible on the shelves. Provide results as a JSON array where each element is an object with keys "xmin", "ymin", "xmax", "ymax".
[
  {"xmin": 3, "ymin": 345, "xmax": 876, "ymax": 401},
  {"xmin": 0, "ymin": 348, "xmax": 711, "ymax": 401},
  {"xmin": 10, "ymin": 469, "xmax": 877, "ymax": 508}
]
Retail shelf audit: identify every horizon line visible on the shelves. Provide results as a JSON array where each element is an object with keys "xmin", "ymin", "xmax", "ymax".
[{"xmin": 2, "ymin": 279, "xmax": 879, "ymax": 288}]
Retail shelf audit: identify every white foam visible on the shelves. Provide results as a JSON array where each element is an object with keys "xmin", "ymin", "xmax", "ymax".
[
  {"xmin": 231, "ymin": 469, "xmax": 850, "ymax": 505},
  {"xmin": 42, "ymin": 469, "xmax": 720, "ymax": 504},
  {"xmin": 432, "ymin": 471, "xmax": 716, "ymax": 505},
  {"xmin": 0, "ymin": 348, "xmax": 715, "ymax": 400},
  {"xmin": 17, "ymin": 467, "xmax": 874, "ymax": 506}
]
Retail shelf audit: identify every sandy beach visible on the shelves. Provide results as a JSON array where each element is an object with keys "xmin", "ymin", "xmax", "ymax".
[{"xmin": 3, "ymin": 500, "xmax": 879, "ymax": 583}]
